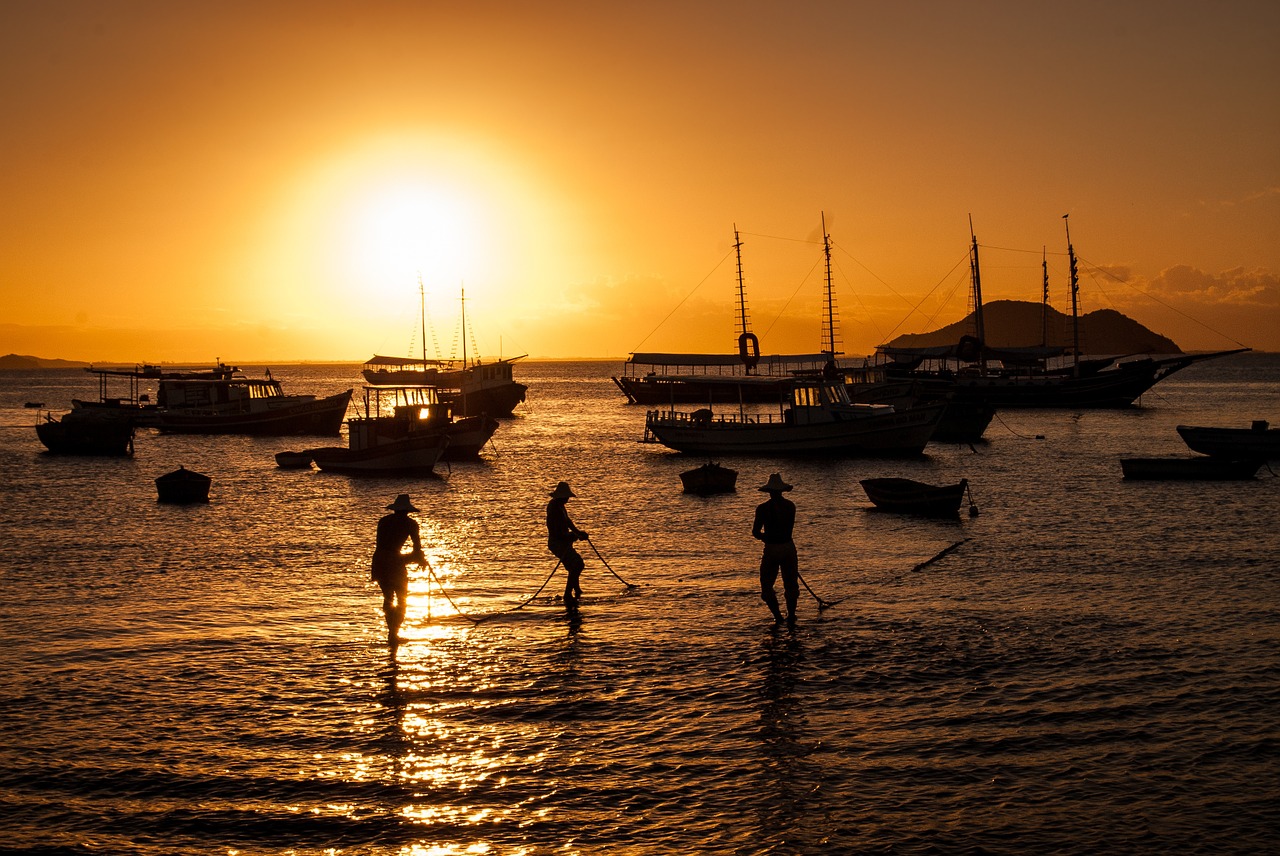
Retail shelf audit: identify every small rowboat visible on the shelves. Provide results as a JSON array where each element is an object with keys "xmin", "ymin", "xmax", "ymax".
[
  {"xmin": 679, "ymin": 462, "xmax": 738, "ymax": 495},
  {"xmin": 155, "ymin": 466, "xmax": 212, "ymax": 503},
  {"xmin": 1119, "ymin": 456, "xmax": 1262, "ymax": 481},
  {"xmin": 1176, "ymin": 421, "xmax": 1280, "ymax": 460},
  {"xmin": 274, "ymin": 450, "xmax": 313, "ymax": 469},
  {"xmin": 860, "ymin": 477, "xmax": 971, "ymax": 517}
]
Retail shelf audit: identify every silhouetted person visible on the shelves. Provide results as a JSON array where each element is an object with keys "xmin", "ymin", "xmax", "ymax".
[
  {"xmin": 753, "ymin": 473, "xmax": 799, "ymax": 624},
  {"xmin": 371, "ymin": 494, "xmax": 425, "ymax": 639},
  {"xmin": 546, "ymin": 481, "xmax": 587, "ymax": 609}
]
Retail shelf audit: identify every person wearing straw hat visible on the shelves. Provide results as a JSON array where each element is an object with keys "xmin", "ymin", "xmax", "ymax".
[
  {"xmin": 752, "ymin": 473, "xmax": 799, "ymax": 624},
  {"xmin": 546, "ymin": 481, "xmax": 588, "ymax": 609},
  {"xmin": 371, "ymin": 493, "xmax": 426, "ymax": 637}
]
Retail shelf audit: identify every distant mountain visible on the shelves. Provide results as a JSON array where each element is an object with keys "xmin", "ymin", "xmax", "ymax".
[
  {"xmin": 886, "ymin": 300, "xmax": 1181, "ymax": 354},
  {"xmin": 0, "ymin": 353, "xmax": 92, "ymax": 369}
]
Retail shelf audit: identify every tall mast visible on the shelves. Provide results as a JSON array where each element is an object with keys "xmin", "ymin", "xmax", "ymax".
[
  {"xmin": 733, "ymin": 225, "xmax": 748, "ymax": 341},
  {"xmin": 968, "ymin": 215, "xmax": 986, "ymax": 369},
  {"xmin": 821, "ymin": 212, "xmax": 840, "ymax": 360},
  {"xmin": 733, "ymin": 224, "xmax": 761, "ymax": 374},
  {"xmin": 418, "ymin": 273, "xmax": 428, "ymax": 365},
  {"xmin": 1041, "ymin": 246, "xmax": 1050, "ymax": 350},
  {"xmin": 1064, "ymin": 214, "xmax": 1080, "ymax": 375}
]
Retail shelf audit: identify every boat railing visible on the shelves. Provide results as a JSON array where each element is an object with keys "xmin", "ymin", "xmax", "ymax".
[{"xmin": 645, "ymin": 408, "xmax": 789, "ymax": 427}]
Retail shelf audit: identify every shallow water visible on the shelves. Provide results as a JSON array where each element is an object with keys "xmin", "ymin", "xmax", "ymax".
[{"xmin": 1, "ymin": 355, "xmax": 1278, "ymax": 854}]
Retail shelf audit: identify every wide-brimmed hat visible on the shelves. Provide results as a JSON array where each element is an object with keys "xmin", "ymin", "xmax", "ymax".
[
  {"xmin": 758, "ymin": 473, "xmax": 793, "ymax": 493},
  {"xmin": 549, "ymin": 481, "xmax": 576, "ymax": 499},
  {"xmin": 386, "ymin": 493, "xmax": 418, "ymax": 512}
]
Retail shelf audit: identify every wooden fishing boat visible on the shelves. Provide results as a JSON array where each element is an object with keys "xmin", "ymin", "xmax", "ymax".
[
  {"xmin": 364, "ymin": 285, "xmax": 528, "ymax": 417},
  {"xmin": 35, "ymin": 409, "xmax": 134, "ymax": 456},
  {"xmin": 153, "ymin": 364, "xmax": 352, "ymax": 436},
  {"xmin": 859, "ymin": 477, "xmax": 970, "ymax": 516},
  {"xmin": 644, "ymin": 376, "xmax": 945, "ymax": 456},
  {"xmin": 155, "ymin": 466, "xmax": 211, "ymax": 503},
  {"xmin": 1119, "ymin": 457, "xmax": 1263, "ymax": 481},
  {"xmin": 1176, "ymin": 421, "xmax": 1280, "ymax": 460},
  {"xmin": 309, "ymin": 433, "xmax": 449, "ymax": 476},
  {"xmin": 679, "ymin": 462, "xmax": 738, "ymax": 495}
]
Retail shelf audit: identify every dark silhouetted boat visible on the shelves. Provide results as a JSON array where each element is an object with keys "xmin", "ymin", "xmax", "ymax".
[
  {"xmin": 644, "ymin": 375, "xmax": 945, "ymax": 456},
  {"xmin": 876, "ymin": 219, "xmax": 1245, "ymax": 409},
  {"xmin": 274, "ymin": 450, "xmax": 313, "ymax": 469},
  {"xmin": 35, "ymin": 409, "xmax": 134, "ymax": 456},
  {"xmin": 153, "ymin": 364, "xmax": 352, "ymax": 435},
  {"xmin": 1176, "ymin": 421, "xmax": 1280, "ymax": 460},
  {"xmin": 155, "ymin": 466, "xmax": 211, "ymax": 503},
  {"xmin": 1119, "ymin": 457, "xmax": 1263, "ymax": 481},
  {"xmin": 859, "ymin": 477, "xmax": 971, "ymax": 516},
  {"xmin": 363, "ymin": 285, "xmax": 527, "ymax": 417},
  {"xmin": 679, "ymin": 462, "xmax": 738, "ymax": 495}
]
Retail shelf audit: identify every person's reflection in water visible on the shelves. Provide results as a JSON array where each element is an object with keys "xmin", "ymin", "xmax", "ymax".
[
  {"xmin": 754, "ymin": 628, "xmax": 822, "ymax": 850},
  {"xmin": 370, "ymin": 493, "xmax": 425, "ymax": 643}
]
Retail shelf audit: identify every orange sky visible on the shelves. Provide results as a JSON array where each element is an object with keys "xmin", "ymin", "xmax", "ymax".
[{"xmin": 2, "ymin": 0, "xmax": 1277, "ymax": 362}]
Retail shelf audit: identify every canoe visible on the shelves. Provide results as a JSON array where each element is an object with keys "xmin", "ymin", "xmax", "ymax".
[
  {"xmin": 860, "ymin": 477, "xmax": 970, "ymax": 516},
  {"xmin": 1119, "ymin": 457, "xmax": 1262, "ymax": 481}
]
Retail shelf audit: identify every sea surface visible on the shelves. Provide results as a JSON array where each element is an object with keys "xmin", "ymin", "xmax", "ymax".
[{"xmin": 1, "ymin": 355, "xmax": 1277, "ymax": 855}]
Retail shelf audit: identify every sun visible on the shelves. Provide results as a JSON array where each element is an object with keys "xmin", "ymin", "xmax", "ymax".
[{"xmin": 340, "ymin": 178, "xmax": 487, "ymax": 300}]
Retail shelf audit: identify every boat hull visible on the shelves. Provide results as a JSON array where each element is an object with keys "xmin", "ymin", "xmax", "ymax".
[
  {"xmin": 156, "ymin": 390, "xmax": 352, "ymax": 436},
  {"xmin": 36, "ymin": 413, "xmax": 135, "ymax": 456},
  {"xmin": 1119, "ymin": 457, "xmax": 1262, "ymax": 480},
  {"xmin": 155, "ymin": 467, "xmax": 211, "ymax": 503},
  {"xmin": 1176, "ymin": 424, "xmax": 1280, "ymax": 460},
  {"xmin": 309, "ymin": 434, "xmax": 448, "ymax": 476},
  {"xmin": 860, "ymin": 477, "xmax": 968, "ymax": 516},
  {"xmin": 645, "ymin": 402, "xmax": 945, "ymax": 456},
  {"xmin": 679, "ymin": 463, "xmax": 738, "ymax": 495}
]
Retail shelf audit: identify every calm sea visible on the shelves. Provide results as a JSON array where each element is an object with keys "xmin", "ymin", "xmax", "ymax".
[{"xmin": 1, "ymin": 355, "xmax": 1277, "ymax": 855}]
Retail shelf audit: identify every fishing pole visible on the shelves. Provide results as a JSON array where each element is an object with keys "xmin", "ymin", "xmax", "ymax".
[{"xmin": 584, "ymin": 536, "xmax": 640, "ymax": 589}]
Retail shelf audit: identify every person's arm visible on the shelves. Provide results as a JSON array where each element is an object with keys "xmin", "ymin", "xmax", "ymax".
[
  {"xmin": 752, "ymin": 505, "xmax": 765, "ymax": 540},
  {"xmin": 408, "ymin": 520, "xmax": 425, "ymax": 563}
]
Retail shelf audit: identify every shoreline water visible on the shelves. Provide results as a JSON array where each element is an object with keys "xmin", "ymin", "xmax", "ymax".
[{"xmin": 1, "ymin": 354, "xmax": 1277, "ymax": 854}]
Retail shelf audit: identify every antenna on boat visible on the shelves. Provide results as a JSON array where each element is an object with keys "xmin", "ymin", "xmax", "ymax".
[
  {"xmin": 417, "ymin": 273, "xmax": 428, "ymax": 366},
  {"xmin": 1064, "ymin": 214, "xmax": 1080, "ymax": 376}
]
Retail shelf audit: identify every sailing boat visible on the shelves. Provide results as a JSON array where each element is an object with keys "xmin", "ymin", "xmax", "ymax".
[
  {"xmin": 362, "ymin": 283, "xmax": 528, "ymax": 417},
  {"xmin": 610, "ymin": 225, "xmax": 832, "ymax": 404},
  {"xmin": 874, "ymin": 218, "xmax": 1246, "ymax": 408}
]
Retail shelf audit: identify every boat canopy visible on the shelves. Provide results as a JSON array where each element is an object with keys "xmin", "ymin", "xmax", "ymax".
[
  {"xmin": 364, "ymin": 355, "xmax": 453, "ymax": 368},
  {"xmin": 628, "ymin": 352, "xmax": 830, "ymax": 368}
]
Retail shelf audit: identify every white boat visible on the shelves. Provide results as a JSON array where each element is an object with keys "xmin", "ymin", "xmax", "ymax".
[
  {"xmin": 643, "ymin": 376, "xmax": 945, "ymax": 456},
  {"xmin": 151, "ymin": 363, "xmax": 351, "ymax": 436}
]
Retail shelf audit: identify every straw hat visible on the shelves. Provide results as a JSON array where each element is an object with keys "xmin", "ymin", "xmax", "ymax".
[
  {"xmin": 549, "ymin": 481, "xmax": 576, "ymax": 499},
  {"xmin": 386, "ymin": 493, "xmax": 419, "ymax": 512},
  {"xmin": 758, "ymin": 473, "xmax": 793, "ymax": 493}
]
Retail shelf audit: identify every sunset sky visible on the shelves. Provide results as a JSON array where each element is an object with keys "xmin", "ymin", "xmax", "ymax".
[{"xmin": 2, "ymin": 0, "xmax": 1277, "ymax": 362}]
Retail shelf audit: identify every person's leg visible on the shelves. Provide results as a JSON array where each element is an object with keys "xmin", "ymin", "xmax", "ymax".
[
  {"xmin": 563, "ymin": 549, "xmax": 584, "ymax": 605},
  {"xmin": 759, "ymin": 550, "xmax": 783, "ymax": 621}
]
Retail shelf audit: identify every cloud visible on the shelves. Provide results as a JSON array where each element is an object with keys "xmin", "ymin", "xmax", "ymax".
[{"xmin": 1150, "ymin": 265, "xmax": 1280, "ymax": 306}]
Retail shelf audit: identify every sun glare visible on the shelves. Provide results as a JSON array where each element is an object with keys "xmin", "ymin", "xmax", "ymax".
[{"xmin": 341, "ymin": 180, "xmax": 487, "ymax": 299}]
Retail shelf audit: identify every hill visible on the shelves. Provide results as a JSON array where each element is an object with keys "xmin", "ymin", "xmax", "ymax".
[
  {"xmin": 0, "ymin": 354, "xmax": 92, "ymax": 369},
  {"xmin": 886, "ymin": 300, "xmax": 1181, "ymax": 354}
]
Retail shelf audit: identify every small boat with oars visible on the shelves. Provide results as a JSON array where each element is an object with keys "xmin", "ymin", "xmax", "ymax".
[
  {"xmin": 1176, "ymin": 421, "xmax": 1280, "ymax": 460},
  {"xmin": 679, "ymin": 462, "xmax": 738, "ymax": 495},
  {"xmin": 859, "ymin": 477, "xmax": 976, "ymax": 517},
  {"xmin": 1119, "ymin": 456, "xmax": 1263, "ymax": 481}
]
